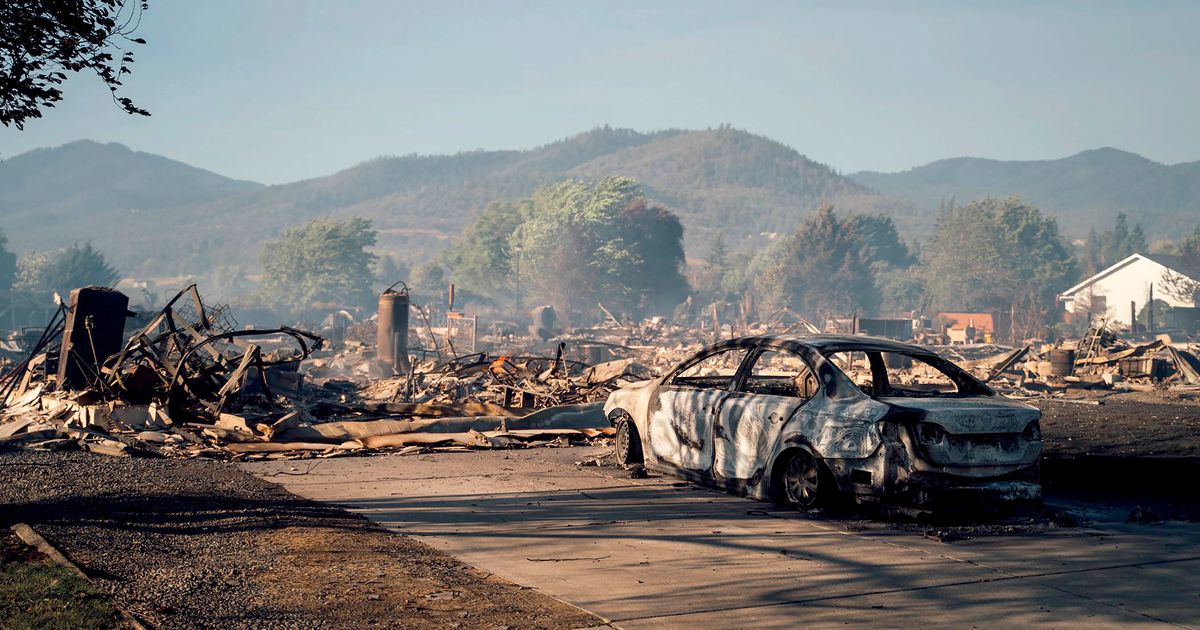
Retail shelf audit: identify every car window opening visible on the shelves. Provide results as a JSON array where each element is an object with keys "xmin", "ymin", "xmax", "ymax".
[
  {"xmin": 822, "ymin": 349, "xmax": 992, "ymax": 398},
  {"xmin": 671, "ymin": 346, "xmax": 748, "ymax": 390},
  {"xmin": 740, "ymin": 349, "xmax": 818, "ymax": 399}
]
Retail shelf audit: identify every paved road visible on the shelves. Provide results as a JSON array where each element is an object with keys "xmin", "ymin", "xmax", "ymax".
[{"xmin": 247, "ymin": 447, "xmax": 1200, "ymax": 628}]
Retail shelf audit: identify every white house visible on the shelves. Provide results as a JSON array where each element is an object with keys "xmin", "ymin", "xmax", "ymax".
[{"xmin": 1059, "ymin": 253, "xmax": 1198, "ymax": 327}]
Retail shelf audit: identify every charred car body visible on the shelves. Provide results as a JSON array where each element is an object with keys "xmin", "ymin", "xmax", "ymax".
[{"xmin": 604, "ymin": 335, "xmax": 1042, "ymax": 509}]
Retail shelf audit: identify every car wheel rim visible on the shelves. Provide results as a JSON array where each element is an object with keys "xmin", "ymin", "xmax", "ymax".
[
  {"xmin": 785, "ymin": 453, "xmax": 820, "ymax": 507},
  {"xmin": 616, "ymin": 423, "xmax": 630, "ymax": 462}
]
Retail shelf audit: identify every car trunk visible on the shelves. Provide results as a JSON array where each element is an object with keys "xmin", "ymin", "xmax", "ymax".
[{"xmin": 879, "ymin": 397, "xmax": 1041, "ymax": 468}]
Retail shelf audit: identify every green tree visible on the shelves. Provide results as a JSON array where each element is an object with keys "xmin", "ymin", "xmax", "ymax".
[
  {"xmin": 455, "ymin": 177, "xmax": 689, "ymax": 320},
  {"xmin": 1104, "ymin": 213, "xmax": 1131, "ymax": 265},
  {"xmin": 374, "ymin": 254, "xmax": 410, "ymax": 290},
  {"xmin": 447, "ymin": 200, "xmax": 526, "ymax": 304},
  {"xmin": 1128, "ymin": 223, "xmax": 1148, "ymax": 257},
  {"xmin": 12, "ymin": 242, "xmax": 120, "ymax": 300},
  {"xmin": 410, "ymin": 261, "xmax": 446, "ymax": 302},
  {"xmin": 924, "ymin": 197, "xmax": 1077, "ymax": 340},
  {"xmin": 260, "ymin": 217, "xmax": 377, "ymax": 311},
  {"xmin": 1161, "ymin": 225, "xmax": 1200, "ymax": 306},
  {"xmin": 751, "ymin": 206, "xmax": 883, "ymax": 318},
  {"xmin": 847, "ymin": 213, "xmax": 915, "ymax": 269},
  {"xmin": 705, "ymin": 233, "xmax": 729, "ymax": 270},
  {"xmin": 876, "ymin": 265, "xmax": 927, "ymax": 314},
  {"xmin": 693, "ymin": 233, "xmax": 739, "ymax": 302},
  {"xmin": 1088, "ymin": 213, "xmax": 1147, "ymax": 272},
  {"xmin": 1136, "ymin": 299, "xmax": 1172, "ymax": 331}
]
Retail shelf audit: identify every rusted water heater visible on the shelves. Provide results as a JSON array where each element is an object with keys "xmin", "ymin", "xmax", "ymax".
[{"xmin": 377, "ymin": 284, "xmax": 411, "ymax": 376}]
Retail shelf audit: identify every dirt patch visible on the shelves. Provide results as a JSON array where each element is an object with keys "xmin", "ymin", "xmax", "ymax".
[
  {"xmin": 252, "ymin": 526, "xmax": 599, "ymax": 628},
  {"xmin": 1029, "ymin": 393, "xmax": 1200, "ymax": 521},
  {"xmin": 1033, "ymin": 393, "xmax": 1200, "ymax": 458}
]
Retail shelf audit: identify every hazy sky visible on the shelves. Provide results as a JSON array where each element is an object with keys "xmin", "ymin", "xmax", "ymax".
[{"xmin": 2, "ymin": 1, "xmax": 1197, "ymax": 184}]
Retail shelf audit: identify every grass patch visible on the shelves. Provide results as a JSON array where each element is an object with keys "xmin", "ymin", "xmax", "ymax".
[{"xmin": 0, "ymin": 532, "xmax": 124, "ymax": 630}]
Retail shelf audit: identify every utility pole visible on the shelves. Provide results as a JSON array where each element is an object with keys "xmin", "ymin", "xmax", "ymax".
[{"xmin": 1148, "ymin": 283, "xmax": 1154, "ymax": 333}]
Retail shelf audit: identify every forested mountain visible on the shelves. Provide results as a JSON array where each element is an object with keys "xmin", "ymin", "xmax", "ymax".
[
  {"xmin": 851, "ymin": 148, "xmax": 1200, "ymax": 239},
  {"xmin": 0, "ymin": 140, "xmax": 262, "ymax": 259},
  {"xmin": 1, "ymin": 128, "xmax": 890, "ymax": 277},
  {"xmin": 9, "ymin": 131, "xmax": 1194, "ymax": 282}
]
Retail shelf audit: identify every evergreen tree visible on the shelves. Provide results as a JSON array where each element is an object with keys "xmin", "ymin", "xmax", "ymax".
[
  {"xmin": 924, "ymin": 197, "xmax": 1077, "ymax": 339},
  {"xmin": 751, "ymin": 206, "xmax": 883, "ymax": 318}
]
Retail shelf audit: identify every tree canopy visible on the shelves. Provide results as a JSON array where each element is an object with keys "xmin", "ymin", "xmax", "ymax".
[
  {"xmin": 450, "ymin": 177, "xmax": 689, "ymax": 320},
  {"xmin": 749, "ymin": 206, "xmax": 906, "ymax": 319},
  {"xmin": 1084, "ymin": 212, "xmax": 1147, "ymax": 274},
  {"xmin": 1, "ymin": 0, "xmax": 150, "ymax": 130},
  {"xmin": 924, "ymin": 197, "xmax": 1077, "ymax": 338},
  {"xmin": 13, "ymin": 242, "xmax": 120, "ymax": 300},
  {"xmin": 1161, "ymin": 225, "xmax": 1200, "ymax": 306},
  {"xmin": 260, "ymin": 217, "xmax": 377, "ymax": 311}
]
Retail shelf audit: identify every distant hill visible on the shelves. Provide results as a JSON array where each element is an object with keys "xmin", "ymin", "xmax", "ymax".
[
  {"xmin": 1, "ymin": 128, "xmax": 890, "ymax": 277},
  {"xmin": 851, "ymin": 148, "xmax": 1200, "ymax": 239},
  {"xmin": 19, "ymin": 132, "xmax": 1195, "ymax": 283},
  {"xmin": 0, "ymin": 140, "xmax": 263, "ymax": 269}
]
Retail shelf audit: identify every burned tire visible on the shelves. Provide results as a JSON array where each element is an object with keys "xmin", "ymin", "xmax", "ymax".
[
  {"xmin": 778, "ymin": 448, "xmax": 826, "ymax": 509},
  {"xmin": 614, "ymin": 417, "xmax": 644, "ymax": 466}
]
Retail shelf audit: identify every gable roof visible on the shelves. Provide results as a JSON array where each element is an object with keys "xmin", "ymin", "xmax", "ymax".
[{"xmin": 1061, "ymin": 253, "xmax": 1199, "ymax": 298}]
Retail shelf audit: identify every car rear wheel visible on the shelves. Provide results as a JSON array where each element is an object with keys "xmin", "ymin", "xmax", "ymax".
[
  {"xmin": 614, "ymin": 417, "xmax": 643, "ymax": 465},
  {"xmin": 781, "ymin": 448, "xmax": 824, "ymax": 509}
]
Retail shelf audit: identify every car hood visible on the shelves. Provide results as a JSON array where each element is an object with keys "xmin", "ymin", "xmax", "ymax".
[
  {"xmin": 615, "ymin": 379, "xmax": 657, "ymax": 394},
  {"xmin": 603, "ymin": 377, "xmax": 660, "ymax": 421},
  {"xmin": 879, "ymin": 396, "xmax": 1039, "ymax": 434}
]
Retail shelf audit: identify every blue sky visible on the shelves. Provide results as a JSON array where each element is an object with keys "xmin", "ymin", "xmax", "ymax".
[{"xmin": 2, "ymin": 0, "xmax": 1197, "ymax": 184}]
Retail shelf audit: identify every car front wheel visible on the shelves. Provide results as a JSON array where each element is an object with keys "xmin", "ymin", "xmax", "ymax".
[{"xmin": 614, "ymin": 417, "xmax": 643, "ymax": 466}]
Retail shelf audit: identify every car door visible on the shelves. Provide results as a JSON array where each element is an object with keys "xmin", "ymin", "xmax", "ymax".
[
  {"xmin": 647, "ymin": 346, "xmax": 749, "ymax": 473},
  {"xmin": 714, "ymin": 348, "xmax": 818, "ymax": 482}
]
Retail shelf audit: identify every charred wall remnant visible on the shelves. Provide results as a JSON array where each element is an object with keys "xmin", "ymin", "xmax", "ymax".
[
  {"xmin": 57, "ymin": 287, "xmax": 129, "ymax": 390},
  {"xmin": 102, "ymin": 284, "xmax": 324, "ymax": 420}
]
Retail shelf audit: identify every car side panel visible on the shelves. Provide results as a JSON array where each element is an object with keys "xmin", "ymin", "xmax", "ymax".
[
  {"xmin": 648, "ymin": 387, "xmax": 728, "ymax": 472},
  {"xmin": 713, "ymin": 392, "xmax": 804, "ymax": 483}
]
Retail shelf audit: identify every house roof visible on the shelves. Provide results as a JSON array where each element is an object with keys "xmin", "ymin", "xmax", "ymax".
[
  {"xmin": 1060, "ymin": 253, "xmax": 1200, "ymax": 298},
  {"xmin": 936, "ymin": 312, "xmax": 996, "ymax": 332}
]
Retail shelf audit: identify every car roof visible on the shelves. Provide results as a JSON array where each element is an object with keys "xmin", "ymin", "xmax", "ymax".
[{"xmin": 718, "ymin": 333, "xmax": 938, "ymax": 356}]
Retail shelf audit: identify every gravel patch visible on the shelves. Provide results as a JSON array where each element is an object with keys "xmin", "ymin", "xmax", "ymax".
[{"xmin": 0, "ymin": 446, "xmax": 603, "ymax": 629}]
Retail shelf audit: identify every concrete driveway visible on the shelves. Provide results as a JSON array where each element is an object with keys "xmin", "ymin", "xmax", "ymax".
[{"xmin": 247, "ymin": 447, "xmax": 1200, "ymax": 628}]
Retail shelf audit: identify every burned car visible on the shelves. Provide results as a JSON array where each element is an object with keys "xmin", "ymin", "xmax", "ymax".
[{"xmin": 604, "ymin": 335, "xmax": 1042, "ymax": 509}]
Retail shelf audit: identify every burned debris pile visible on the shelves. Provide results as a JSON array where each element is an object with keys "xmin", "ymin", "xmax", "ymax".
[
  {"xmin": 974, "ymin": 320, "xmax": 1200, "ymax": 396},
  {"xmin": 0, "ymin": 285, "xmax": 642, "ymax": 460}
]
